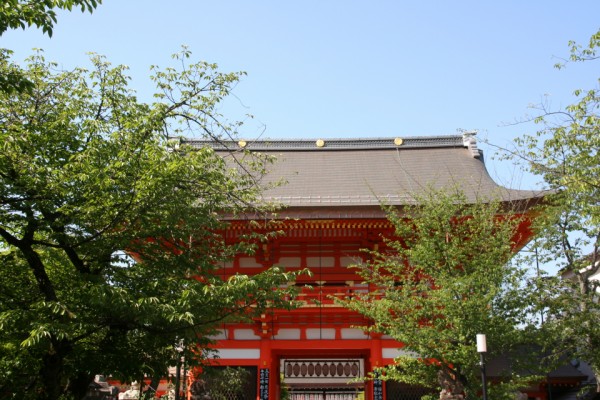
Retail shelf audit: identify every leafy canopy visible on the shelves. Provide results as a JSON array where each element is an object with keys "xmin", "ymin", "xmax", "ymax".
[
  {"xmin": 0, "ymin": 1, "xmax": 102, "ymax": 94},
  {"xmin": 0, "ymin": 0, "xmax": 101, "ymax": 37},
  {"xmin": 341, "ymin": 190, "xmax": 542, "ymax": 399},
  {"xmin": 508, "ymin": 28, "xmax": 600, "ymax": 394},
  {"xmin": 0, "ymin": 49, "xmax": 300, "ymax": 400}
]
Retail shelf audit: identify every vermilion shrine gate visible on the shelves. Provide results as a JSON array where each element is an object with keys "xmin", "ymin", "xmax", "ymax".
[{"xmin": 178, "ymin": 134, "xmax": 579, "ymax": 400}]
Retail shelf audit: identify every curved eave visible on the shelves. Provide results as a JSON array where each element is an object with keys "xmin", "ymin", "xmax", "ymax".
[{"xmin": 254, "ymin": 146, "xmax": 547, "ymax": 211}]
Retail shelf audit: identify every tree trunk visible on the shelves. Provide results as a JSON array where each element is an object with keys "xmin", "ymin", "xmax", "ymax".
[
  {"xmin": 39, "ymin": 351, "xmax": 65, "ymax": 400},
  {"xmin": 38, "ymin": 338, "xmax": 71, "ymax": 400},
  {"xmin": 69, "ymin": 371, "xmax": 95, "ymax": 400},
  {"xmin": 438, "ymin": 368, "xmax": 465, "ymax": 400}
]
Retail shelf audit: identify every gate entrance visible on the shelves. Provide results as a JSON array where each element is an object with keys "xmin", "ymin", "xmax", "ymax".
[
  {"xmin": 281, "ymin": 359, "xmax": 365, "ymax": 400},
  {"xmin": 289, "ymin": 388, "xmax": 362, "ymax": 400}
]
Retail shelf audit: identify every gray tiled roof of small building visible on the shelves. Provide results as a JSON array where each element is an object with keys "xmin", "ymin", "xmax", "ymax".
[{"xmin": 180, "ymin": 135, "xmax": 547, "ymax": 207}]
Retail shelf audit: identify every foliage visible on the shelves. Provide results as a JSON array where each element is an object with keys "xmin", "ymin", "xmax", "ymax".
[
  {"xmin": 0, "ymin": 49, "xmax": 301, "ymax": 400},
  {"xmin": 340, "ymin": 189, "xmax": 542, "ymax": 399},
  {"xmin": 280, "ymin": 374, "xmax": 290, "ymax": 400},
  {"xmin": 0, "ymin": 0, "xmax": 101, "ymax": 37},
  {"xmin": 508, "ymin": 28, "xmax": 600, "ymax": 392},
  {"xmin": 0, "ymin": 1, "xmax": 102, "ymax": 94},
  {"xmin": 202, "ymin": 366, "xmax": 253, "ymax": 400}
]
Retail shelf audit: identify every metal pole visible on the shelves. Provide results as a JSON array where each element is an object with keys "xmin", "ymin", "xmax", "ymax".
[
  {"xmin": 476, "ymin": 334, "xmax": 488, "ymax": 400},
  {"xmin": 175, "ymin": 353, "xmax": 182, "ymax": 400},
  {"xmin": 480, "ymin": 352, "xmax": 488, "ymax": 400}
]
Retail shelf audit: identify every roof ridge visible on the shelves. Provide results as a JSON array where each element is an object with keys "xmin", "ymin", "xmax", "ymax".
[{"xmin": 179, "ymin": 135, "xmax": 468, "ymax": 151}]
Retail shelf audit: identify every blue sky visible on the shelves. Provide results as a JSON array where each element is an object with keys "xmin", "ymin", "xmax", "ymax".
[{"xmin": 2, "ymin": 1, "xmax": 599, "ymax": 190}]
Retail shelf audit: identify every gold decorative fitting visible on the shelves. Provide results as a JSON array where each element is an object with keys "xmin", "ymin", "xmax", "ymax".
[
  {"xmin": 316, "ymin": 139, "xmax": 325, "ymax": 147},
  {"xmin": 394, "ymin": 137, "xmax": 404, "ymax": 146},
  {"xmin": 238, "ymin": 140, "xmax": 247, "ymax": 148}
]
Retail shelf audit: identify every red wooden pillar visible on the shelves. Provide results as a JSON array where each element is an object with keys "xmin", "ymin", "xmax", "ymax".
[
  {"xmin": 259, "ymin": 333, "xmax": 273, "ymax": 400},
  {"xmin": 370, "ymin": 333, "xmax": 384, "ymax": 400}
]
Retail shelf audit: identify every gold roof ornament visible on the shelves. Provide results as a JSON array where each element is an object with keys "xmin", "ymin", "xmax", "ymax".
[
  {"xmin": 238, "ymin": 140, "xmax": 247, "ymax": 148},
  {"xmin": 394, "ymin": 137, "xmax": 404, "ymax": 146},
  {"xmin": 316, "ymin": 139, "xmax": 325, "ymax": 148}
]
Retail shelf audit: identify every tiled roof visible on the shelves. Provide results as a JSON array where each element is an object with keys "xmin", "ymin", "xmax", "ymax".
[
  {"xmin": 181, "ymin": 135, "xmax": 547, "ymax": 209},
  {"xmin": 188, "ymin": 136, "xmax": 465, "ymax": 151}
]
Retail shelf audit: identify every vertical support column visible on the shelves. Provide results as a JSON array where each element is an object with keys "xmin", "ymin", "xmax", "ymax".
[
  {"xmin": 369, "ymin": 333, "xmax": 384, "ymax": 400},
  {"xmin": 370, "ymin": 333, "xmax": 383, "ymax": 368},
  {"xmin": 259, "ymin": 335, "xmax": 273, "ymax": 400}
]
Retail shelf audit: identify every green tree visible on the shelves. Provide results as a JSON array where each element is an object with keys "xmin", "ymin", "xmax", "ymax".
[
  {"xmin": 0, "ymin": 49, "xmax": 301, "ymax": 400},
  {"xmin": 508, "ymin": 29, "xmax": 600, "ymax": 394},
  {"xmin": 0, "ymin": 0, "xmax": 102, "ymax": 94},
  {"xmin": 0, "ymin": 0, "xmax": 101, "ymax": 37},
  {"xmin": 202, "ymin": 366, "xmax": 253, "ymax": 400},
  {"xmin": 340, "ymin": 190, "xmax": 542, "ymax": 400}
]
